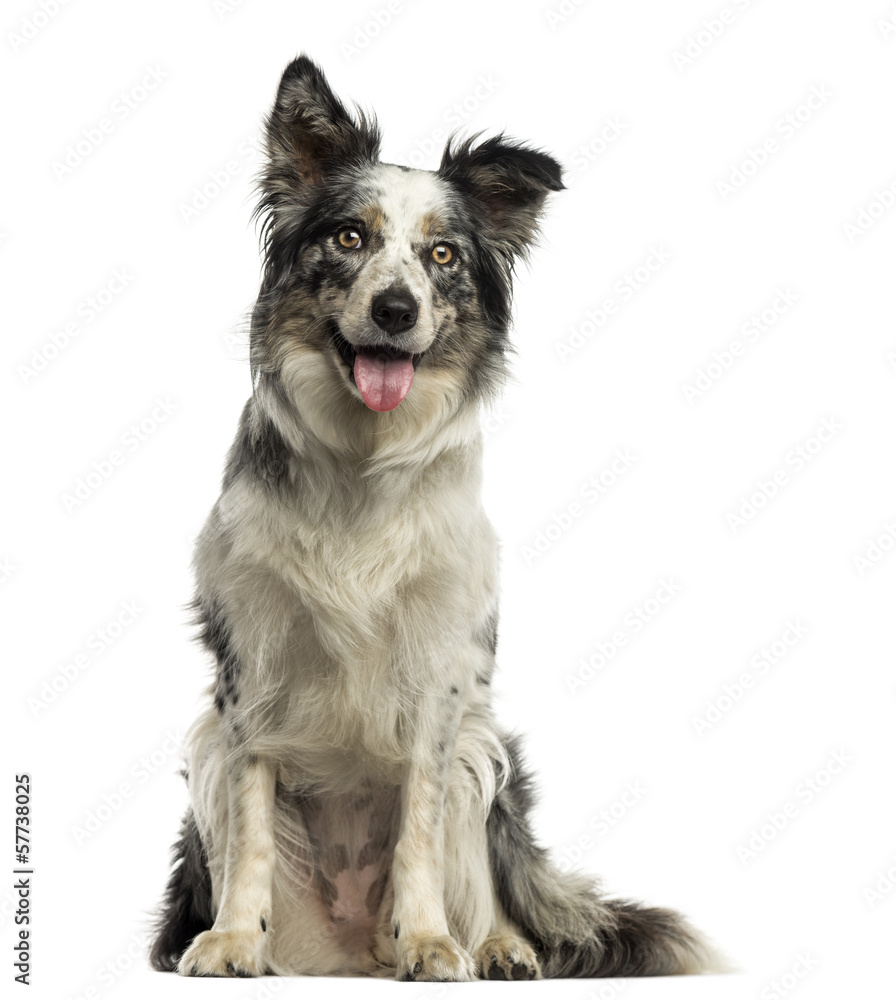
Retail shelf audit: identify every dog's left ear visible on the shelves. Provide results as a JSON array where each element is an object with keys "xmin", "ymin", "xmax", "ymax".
[
  {"xmin": 264, "ymin": 55, "xmax": 381, "ymax": 189},
  {"xmin": 439, "ymin": 135, "xmax": 564, "ymax": 255}
]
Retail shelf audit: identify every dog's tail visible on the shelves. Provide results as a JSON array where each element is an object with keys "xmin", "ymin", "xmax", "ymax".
[
  {"xmin": 149, "ymin": 809, "xmax": 214, "ymax": 972},
  {"xmin": 487, "ymin": 737, "xmax": 724, "ymax": 977}
]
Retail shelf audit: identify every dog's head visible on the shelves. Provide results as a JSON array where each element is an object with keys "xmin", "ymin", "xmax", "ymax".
[{"xmin": 251, "ymin": 56, "xmax": 562, "ymax": 440}]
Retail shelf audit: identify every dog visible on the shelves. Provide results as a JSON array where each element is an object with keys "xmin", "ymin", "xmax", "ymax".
[{"xmin": 149, "ymin": 55, "xmax": 720, "ymax": 981}]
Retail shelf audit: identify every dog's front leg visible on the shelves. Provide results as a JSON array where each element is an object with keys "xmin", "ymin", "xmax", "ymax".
[
  {"xmin": 392, "ymin": 720, "xmax": 477, "ymax": 982},
  {"xmin": 179, "ymin": 754, "xmax": 275, "ymax": 977}
]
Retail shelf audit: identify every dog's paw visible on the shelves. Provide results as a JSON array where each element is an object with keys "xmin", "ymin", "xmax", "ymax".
[
  {"xmin": 178, "ymin": 929, "xmax": 265, "ymax": 978},
  {"xmin": 475, "ymin": 934, "xmax": 541, "ymax": 981},
  {"xmin": 398, "ymin": 934, "xmax": 477, "ymax": 982}
]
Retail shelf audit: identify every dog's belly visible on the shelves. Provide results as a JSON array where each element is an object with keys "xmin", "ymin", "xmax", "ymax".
[
  {"xmin": 304, "ymin": 787, "xmax": 399, "ymax": 920},
  {"xmin": 273, "ymin": 786, "xmax": 400, "ymax": 968}
]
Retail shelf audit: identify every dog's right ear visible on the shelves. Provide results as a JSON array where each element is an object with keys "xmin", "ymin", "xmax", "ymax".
[
  {"xmin": 439, "ymin": 135, "xmax": 564, "ymax": 258},
  {"xmin": 263, "ymin": 55, "xmax": 380, "ymax": 188}
]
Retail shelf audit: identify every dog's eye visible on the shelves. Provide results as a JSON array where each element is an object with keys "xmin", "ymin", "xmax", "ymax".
[
  {"xmin": 337, "ymin": 229, "xmax": 363, "ymax": 249},
  {"xmin": 431, "ymin": 244, "xmax": 453, "ymax": 265}
]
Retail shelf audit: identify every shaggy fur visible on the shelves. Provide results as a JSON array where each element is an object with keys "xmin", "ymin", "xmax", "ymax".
[{"xmin": 150, "ymin": 55, "xmax": 720, "ymax": 981}]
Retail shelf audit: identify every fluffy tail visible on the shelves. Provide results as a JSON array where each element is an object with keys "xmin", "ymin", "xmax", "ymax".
[
  {"xmin": 487, "ymin": 737, "xmax": 722, "ymax": 977},
  {"xmin": 149, "ymin": 810, "xmax": 214, "ymax": 972}
]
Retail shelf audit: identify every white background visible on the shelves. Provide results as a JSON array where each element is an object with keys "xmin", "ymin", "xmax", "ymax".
[{"xmin": 4, "ymin": 1, "xmax": 895, "ymax": 998}]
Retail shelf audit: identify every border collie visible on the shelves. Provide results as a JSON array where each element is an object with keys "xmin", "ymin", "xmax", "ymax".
[{"xmin": 149, "ymin": 55, "xmax": 719, "ymax": 981}]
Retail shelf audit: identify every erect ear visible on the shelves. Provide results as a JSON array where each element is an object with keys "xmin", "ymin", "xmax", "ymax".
[
  {"xmin": 264, "ymin": 55, "xmax": 380, "ymax": 188},
  {"xmin": 438, "ymin": 135, "xmax": 564, "ymax": 255}
]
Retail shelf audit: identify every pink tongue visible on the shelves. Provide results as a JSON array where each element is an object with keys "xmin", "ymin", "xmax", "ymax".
[{"xmin": 353, "ymin": 349, "xmax": 415, "ymax": 412}]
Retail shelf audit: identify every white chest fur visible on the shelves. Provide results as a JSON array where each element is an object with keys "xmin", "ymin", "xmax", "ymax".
[{"xmin": 196, "ymin": 441, "xmax": 497, "ymax": 784}]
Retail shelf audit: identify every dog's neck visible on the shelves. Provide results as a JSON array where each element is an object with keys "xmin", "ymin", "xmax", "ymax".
[{"xmin": 253, "ymin": 367, "xmax": 484, "ymax": 492}]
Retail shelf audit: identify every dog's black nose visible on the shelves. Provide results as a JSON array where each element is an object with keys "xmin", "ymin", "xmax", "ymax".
[{"xmin": 371, "ymin": 289, "xmax": 418, "ymax": 336}]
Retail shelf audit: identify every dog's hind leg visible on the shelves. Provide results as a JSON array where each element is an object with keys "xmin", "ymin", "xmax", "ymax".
[
  {"xmin": 440, "ymin": 713, "xmax": 541, "ymax": 980},
  {"xmin": 485, "ymin": 735, "xmax": 723, "ymax": 977},
  {"xmin": 178, "ymin": 755, "xmax": 276, "ymax": 977}
]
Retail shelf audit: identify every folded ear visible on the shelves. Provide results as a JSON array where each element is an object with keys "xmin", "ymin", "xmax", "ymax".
[
  {"xmin": 438, "ymin": 135, "xmax": 564, "ymax": 255},
  {"xmin": 264, "ymin": 55, "xmax": 380, "ymax": 188}
]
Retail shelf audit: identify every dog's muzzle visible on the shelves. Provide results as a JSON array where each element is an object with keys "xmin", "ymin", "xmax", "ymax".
[{"xmin": 331, "ymin": 324, "xmax": 425, "ymax": 413}]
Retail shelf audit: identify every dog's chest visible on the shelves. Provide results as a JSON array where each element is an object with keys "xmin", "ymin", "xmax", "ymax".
[
  {"xmin": 245, "ymin": 464, "xmax": 486, "ymax": 636},
  {"xmin": 215, "ymin": 455, "xmax": 496, "ymax": 771}
]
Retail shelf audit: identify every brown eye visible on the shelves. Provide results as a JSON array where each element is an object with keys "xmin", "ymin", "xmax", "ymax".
[
  {"xmin": 338, "ymin": 229, "xmax": 363, "ymax": 249},
  {"xmin": 431, "ymin": 244, "xmax": 453, "ymax": 265}
]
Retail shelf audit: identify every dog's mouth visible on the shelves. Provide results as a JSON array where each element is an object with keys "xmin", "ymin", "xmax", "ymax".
[{"xmin": 331, "ymin": 327, "xmax": 424, "ymax": 413}]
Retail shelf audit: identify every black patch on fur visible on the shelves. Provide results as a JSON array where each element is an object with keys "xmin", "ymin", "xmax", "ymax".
[
  {"xmin": 149, "ymin": 809, "xmax": 214, "ymax": 972},
  {"xmin": 357, "ymin": 838, "xmax": 382, "ymax": 868},
  {"xmin": 193, "ymin": 596, "xmax": 243, "ymax": 716},
  {"xmin": 487, "ymin": 962, "xmax": 507, "ymax": 980},
  {"xmin": 472, "ymin": 612, "xmax": 498, "ymax": 689},
  {"xmin": 466, "ymin": 237, "xmax": 514, "ymax": 334},
  {"xmin": 321, "ymin": 843, "xmax": 350, "ymax": 875},
  {"xmin": 222, "ymin": 397, "xmax": 292, "ymax": 493},
  {"xmin": 365, "ymin": 867, "xmax": 389, "ymax": 915},
  {"xmin": 480, "ymin": 611, "xmax": 499, "ymax": 656},
  {"xmin": 226, "ymin": 961, "xmax": 253, "ymax": 978},
  {"xmin": 449, "ymin": 685, "xmax": 458, "ymax": 695},
  {"xmin": 261, "ymin": 917, "xmax": 267, "ymax": 932},
  {"xmin": 394, "ymin": 922, "xmax": 400, "ymax": 938},
  {"xmin": 315, "ymin": 872, "xmax": 338, "ymax": 907}
]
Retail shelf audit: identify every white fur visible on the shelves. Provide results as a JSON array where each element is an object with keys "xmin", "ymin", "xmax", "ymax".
[
  {"xmin": 160, "ymin": 57, "xmax": 719, "ymax": 984},
  {"xmin": 179, "ymin": 334, "xmax": 514, "ymax": 976}
]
